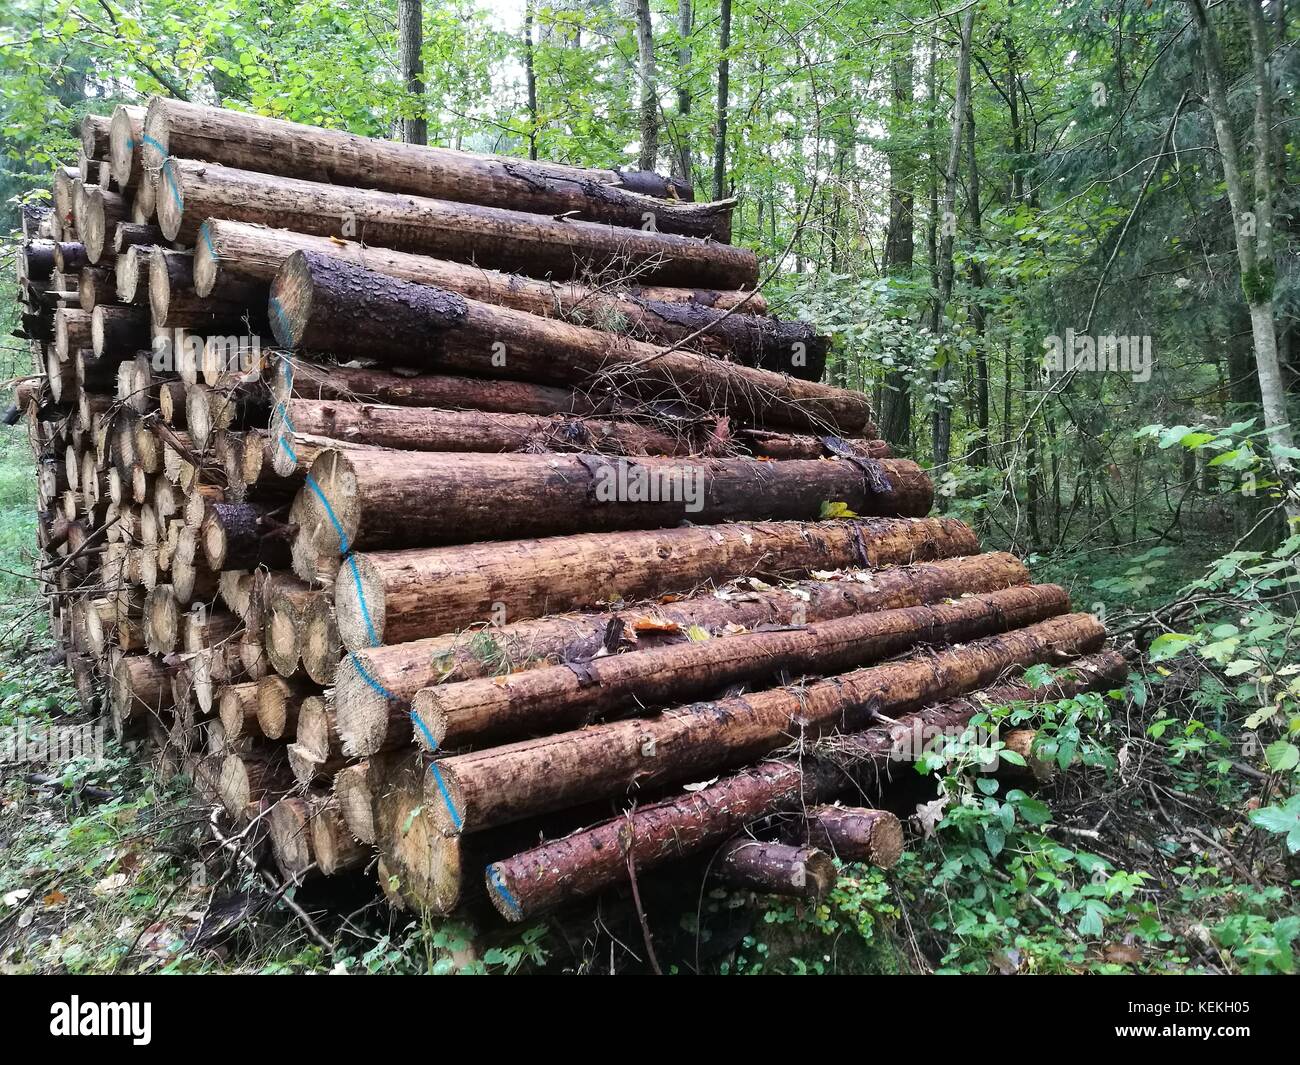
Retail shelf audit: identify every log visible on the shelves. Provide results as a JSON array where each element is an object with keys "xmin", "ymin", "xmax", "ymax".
[
  {"xmin": 272, "ymin": 355, "xmax": 634, "ymax": 419},
  {"xmin": 218, "ymin": 681, "xmax": 262, "ymax": 741},
  {"xmin": 91, "ymin": 304, "xmax": 150, "ymax": 356},
  {"xmin": 219, "ymin": 746, "xmax": 290, "ymax": 818},
  {"xmin": 115, "ymin": 244, "xmax": 151, "ymax": 304},
  {"xmin": 274, "ymin": 399, "xmax": 685, "ymax": 459},
  {"xmin": 799, "ymin": 806, "xmax": 905, "ymax": 868},
  {"xmin": 406, "ymin": 584, "xmax": 1070, "ymax": 753},
  {"xmin": 149, "ymin": 246, "xmax": 263, "ymax": 329},
  {"xmin": 482, "ymin": 650, "xmax": 1126, "ymax": 919},
  {"xmin": 80, "ymin": 114, "xmax": 112, "ymax": 162},
  {"xmin": 255, "ymin": 674, "xmax": 313, "ymax": 740},
  {"xmin": 335, "ymin": 516, "xmax": 979, "ymax": 650},
  {"xmin": 201, "ymin": 501, "xmax": 292, "ymax": 571},
  {"xmin": 310, "ymin": 803, "xmax": 368, "ymax": 875},
  {"xmin": 77, "ymin": 267, "xmax": 115, "ymax": 311},
  {"xmin": 333, "ymin": 760, "xmax": 374, "ymax": 845},
  {"xmin": 295, "ymin": 696, "xmax": 342, "ymax": 763},
  {"xmin": 265, "ymin": 579, "xmax": 315, "ymax": 677},
  {"xmin": 270, "ymin": 252, "xmax": 869, "ymax": 435},
  {"xmin": 109, "ymin": 653, "xmax": 175, "ymax": 738},
  {"xmin": 143, "ymin": 98, "xmax": 715, "ymax": 234},
  {"xmin": 198, "ymin": 217, "xmax": 765, "ymax": 310},
  {"xmin": 158, "ymin": 158, "xmax": 755, "ymax": 289},
  {"xmin": 114, "ymin": 221, "xmax": 163, "ymax": 254},
  {"xmin": 54, "ymin": 308, "xmax": 93, "ymax": 360},
  {"xmin": 107, "ymin": 104, "xmax": 148, "ymax": 188},
  {"xmin": 294, "ymin": 450, "xmax": 930, "ymax": 562},
  {"xmin": 267, "ymin": 796, "xmax": 314, "ymax": 877},
  {"xmin": 77, "ymin": 184, "xmax": 125, "ymax": 264},
  {"xmin": 426, "ymin": 613, "xmax": 1106, "ymax": 836},
  {"xmin": 195, "ymin": 221, "xmax": 818, "ymax": 373},
  {"xmin": 300, "ymin": 593, "xmax": 341, "ymax": 686},
  {"xmin": 712, "ymin": 839, "xmax": 836, "ymax": 899}
]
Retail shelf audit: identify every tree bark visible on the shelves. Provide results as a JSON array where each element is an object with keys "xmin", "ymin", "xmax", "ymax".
[
  {"xmin": 269, "ymin": 252, "xmax": 863, "ymax": 433},
  {"xmin": 713, "ymin": 0, "xmax": 732, "ymax": 199},
  {"xmin": 635, "ymin": 0, "xmax": 659, "ymax": 172},
  {"xmin": 430, "ymin": 613, "xmax": 1104, "ymax": 836},
  {"xmin": 333, "ymin": 550, "xmax": 1025, "ymax": 728},
  {"xmin": 484, "ymin": 649, "xmax": 1124, "ymax": 918},
  {"xmin": 410, "ymin": 584, "xmax": 1069, "ymax": 751},
  {"xmin": 398, "ymin": 0, "xmax": 427, "ymax": 146},
  {"xmin": 293, "ymin": 449, "xmax": 930, "ymax": 560},
  {"xmin": 335, "ymin": 515, "xmax": 979, "ymax": 652}
]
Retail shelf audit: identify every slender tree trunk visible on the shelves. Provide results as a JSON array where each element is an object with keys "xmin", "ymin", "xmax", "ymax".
[
  {"xmin": 930, "ymin": 6, "xmax": 976, "ymax": 471},
  {"xmin": 524, "ymin": 0, "xmax": 538, "ymax": 160},
  {"xmin": 713, "ymin": 0, "xmax": 732, "ymax": 199},
  {"xmin": 635, "ymin": 0, "xmax": 659, "ymax": 171},
  {"xmin": 1187, "ymin": 0, "xmax": 1297, "ymax": 524},
  {"xmin": 965, "ymin": 104, "xmax": 989, "ymax": 467},
  {"xmin": 398, "ymin": 0, "xmax": 427, "ymax": 145},
  {"xmin": 880, "ymin": 45, "xmax": 916, "ymax": 452},
  {"xmin": 673, "ymin": 0, "xmax": 693, "ymax": 180}
]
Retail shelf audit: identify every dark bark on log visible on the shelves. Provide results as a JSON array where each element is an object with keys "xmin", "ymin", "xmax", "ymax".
[
  {"xmin": 711, "ymin": 839, "xmax": 836, "ymax": 898},
  {"xmin": 335, "ymin": 516, "xmax": 979, "ymax": 652},
  {"xmin": 158, "ymin": 159, "xmax": 753, "ymax": 288},
  {"xmin": 270, "ymin": 252, "xmax": 866, "ymax": 434}
]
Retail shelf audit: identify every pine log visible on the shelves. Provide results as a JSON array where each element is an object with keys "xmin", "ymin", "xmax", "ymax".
[
  {"xmin": 275, "ymin": 399, "xmax": 685, "ymax": 459},
  {"xmin": 77, "ymin": 184, "xmax": 125, "ymax": 264},
  {"xmin": 143, "ymin": 97, "xmax": 713, "ymax": 228},
  {"xmin": 271, "ymin": 356, "xmax": 632, "ymax": 419},
  {"xmin": 219, "ymin": 746, "xmax": 290, "ymax": 819},
  {"xmin": 79, "ymin": 114, "xmax": 112, "ymax": 162},
  {"xmin": 201, "ymin": 501, "xmax": 292, "ymax": 571},
  {"xmin": 255, "ymin": 674, "xmax": 313, "ymax": 740},
  {"xmin": 295, "ymin": 450, "xmax": 928, "ymax": 563},
  {"xmin": 482, "ymin": 649, "xmax": 1126, "ymax": 919},
  {"xmin": 92, "ymin": 304, "xmax": 150, "ymax": 356},
  {"xmin": 109, "ymin": 653, "xmax": 176, "ymax": 738},
  {"xmin": 426, "ymin": 613, "xmax": 1106, "ymax": 836},
  {"xmin": 270, "ymin": 252, "xmax": 867, "ymax": 435},
  {"xmin": 107, "ymin": 104, "xmax": 147, "ymax": 188},
  {"xmin": 198, "ymin": 217, "xmax": 765, "ymax": 310},
  {"xmin": 711, "ymin": 839, "xmax": 836, "ymax": 899},
  {"xmin": 267, "ymin": 795, "xmax": 315, "ymax": 877},
  {"xmin": 265, "ymin": 580, "xmax": 316, "ymax": 677},
  {"xmin": 333, "ymin": 760, "xmax": 374, "ymax": 845},
  {"xmin": 798, "ymin": 806, "xmax": 905, "ymax": 867},
  {"xmin": 335, "ymin": 516, "xmax": 979, "ymax": 651},
  {"xmin": 195, "ymin": 221, "xmax": 819, "ymax": 372},
  {"xmin": 407, "ymin": 584, "xmax": 1070, "ymax": 753},
  {"xmin": 300, "ymin": 593, "xmax": 342, "ymax": 686},
  {"xmin": 114, "ymin": 221, "xmax": 163, "ymax": 254},
  {"xmin": 158, "ymin": 158, "xmax": 754, "ymax": 289},
  {"xmin": 218, "ymin": 680, "xmax": 262, "ymax": 741},
  {"xmin": 149, "ymin": 246, "xmax": 264, "ymax": 328},
  {"xmin": 77, "ymin": 267, "xmax": 115, "ymax": 311},
  {"xmin": 310, "ymin": 803, "xmax": 368, "ymax": 875}
]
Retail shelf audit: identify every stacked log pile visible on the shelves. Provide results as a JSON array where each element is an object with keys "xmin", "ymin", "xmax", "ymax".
[{"xmin": 11, "ymin": 99, "xmax": 1119, "ymax": 927}]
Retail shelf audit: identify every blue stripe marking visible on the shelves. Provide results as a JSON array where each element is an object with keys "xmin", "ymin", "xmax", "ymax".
[
  {"xmin": 141, "ymin": 133, "xmax": 168, "ymax": 157},
  {"xmin": 486, "ymin": 866, "xmax": 523, "ymax": 917},
  {"xmin": 304, "ymin": 473, "xmax": 350, "ymax": 553},
  {"xmin": 276, "ymin": 433, "xmax": 297, "ymax": 462},
  {"xmin": 200, "ymin": 222, "xmax": 218, "ymax": 261},
  {"xmin": 162, "ymin": 160, "xmax": 183, "ymax": 211},
  {"xmin": 410, "ymin": 710, "xmax": 463, "ymax": 830},
  {"xmin": 346, "ymin": 651, "xmax": 396, "ymax": 700},
  {"xmin": 345, "ymin": 555, "xmax": 380, "ymax": 648},
  {"xmin": 268, "ymin": 296, "xmax": 295, "ymax": 345}
]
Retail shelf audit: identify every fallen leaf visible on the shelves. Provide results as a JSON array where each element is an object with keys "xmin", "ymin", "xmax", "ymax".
[
  {"xmin": 3, "ymin": 889, "xmax": 30, "ymax": 907},
  {"xmin": 1103, "ymin": 943, "xmax": 1143, "ymax": 965},
  {"xmin": 632, "ymin": 617, "xmax": 681, "ymax": 634},
  {"xmin": 42, "ymin": 890, "xmax": 66, "ymax": 909},
  {"xmin": 92, "ymin": 873, "xmax": 128, "ymax": 896},
  {"xmin": 683, "ymin": 778, "xmax": 719, "ymax": 792}
]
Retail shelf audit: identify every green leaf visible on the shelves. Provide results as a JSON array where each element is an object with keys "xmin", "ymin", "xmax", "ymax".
[
  {"xmin": 1264, "ymin": 740, "xmax": 1299, "ymax": 773},
  {"xmin": 1149, "ymin": 632, "xmax": 1194, "ymax": 662}
]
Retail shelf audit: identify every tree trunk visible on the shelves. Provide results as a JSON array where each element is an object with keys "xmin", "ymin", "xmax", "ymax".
[
  {"xmin": 673, "ymin": 0, "xmax": 693, "ymax": 181},
  {"xmin": 484, "ymin": 649, "xmax": 1124, "ymax": 918},
  {"xmin": 273, "ymin": 400, "xmax": 682, "ymax": 458},
  {"xmin": 880, "ymin": 44, "xmax": 916, "ymax": 451},
  {"xmin": 269, "ymin": 252, "xmax": 862, "ymax": 432},
  {"xmin": 409, "ymin": 584, "xmax": 1069, "ymax": 751},
  {"xmin": 713, "ymin": 0, "xmax": 732, "ymax": 199},
  {"xmin": 712, "ymin": 839, "xmax": 836, "ymax": 898},
  {"xmin": 333, "ymin": 550, "xmax": 1025, "ymax": 725},
  {"xmin": 430, "ymin": 612, "xmax": 1104, "ymax": 837},
  {"xmin": 292, "ymin": 449, "xmax": 930, "ymax": 560},
  {"xmin": 334, "ymin": 515, "xmax": 979, "ymax": 652},
  {"xmin": 930, "ymin": 5, "xmax": 975, "ymax": 471},
  {"xmin": 635, "ymin": 0, "xmax": 659, "ymax": 172},
  {"xmin": 140, "ymin": 96, "xmax": 698, "ymax": 214},
  {"xmin": 398, "ymin": 0, "xmax": 427, "ymax": 146},
  {"xmin": 1187, "ymin": 0, "xmax": 1297, "ymax": 523}
]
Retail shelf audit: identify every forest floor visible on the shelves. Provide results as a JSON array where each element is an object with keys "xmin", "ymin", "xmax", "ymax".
[{"xmin": 1, "ymin": 426, "xmax": 1295, "ymax": 975}]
